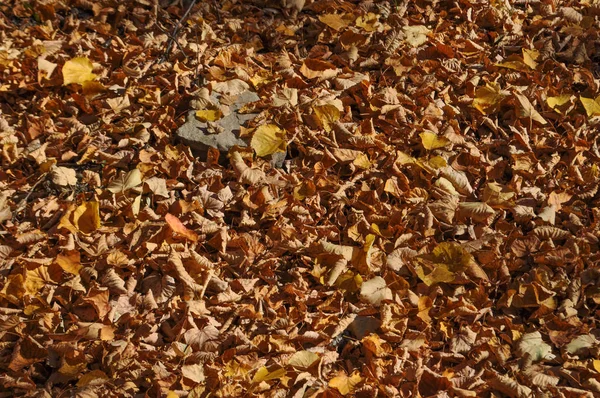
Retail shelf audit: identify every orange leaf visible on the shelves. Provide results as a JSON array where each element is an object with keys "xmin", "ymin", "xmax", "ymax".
[{"xmin": 165, "ymin": 213, "xmax": 198, "ymax": 242}]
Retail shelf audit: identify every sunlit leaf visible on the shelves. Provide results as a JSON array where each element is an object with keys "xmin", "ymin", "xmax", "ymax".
[
  {"xmin": 403, "ymin": 25, "xmax": 430, "ymax": 47},
  {"xmin": 313, "ymin": 104, "xmax": 340, "ymax": 133},
  {"xmin": 108, "ymin": 168, "xmax": 142, "ymax": 194},
  {"xmin": 420, "ymin": 131, "xmax": 450, "ymax": 150},
  {"xmin": 288, "ymin": 351, "xmax": 320, "ymax": 369},
  {"xmin": 195, "ymin": 109, "xmax": 223, "ymax": 122},
  {"xmin": 62, "ymin": 57, "xmax": 97, "ymax": 86},
  {"xmin": 329, "ymin": 371, "xmax": 363, "ymax": 395},
  {"xmin": 250, "ymin": 124, "xmax": 286, "ymax": 157},
  {"xmin": 580, "ymin": 96, "xmax": 600, "ymax": 117},
  {"xmin": 165, "ymin": 213, "xmax": 199, "ymax": 242},
  {"xmin": 514, "ymin": 92, "xmax": 547, "ymax": 125}
]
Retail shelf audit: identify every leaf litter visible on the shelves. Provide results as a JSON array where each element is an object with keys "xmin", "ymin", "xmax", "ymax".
[{"xmin": 0, "ymin": 0, "xmax": 600, "ymax": 397}]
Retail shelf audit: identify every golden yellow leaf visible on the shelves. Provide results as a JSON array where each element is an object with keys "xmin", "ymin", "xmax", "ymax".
[
  {"xmin": 319, "ymin": 13, "xmax": 351, "ymax": 31},
  {"xmin": 352, "ymin": 153, "xmax": 371, "ymax": 169},
  {"xmin": 356, "ymin": 13, "xmax": 380, "ymax": 32},
  {"xmin": 250, "ymin": 124, "xmax": 287, "ymax": 157},
  {"xmin": 62, "ymin": 57, "xmax": 97, "ymax": 86},
  {"xmin": 72, "ymin": 201, "xmax": 101, "ymax": 234},
  {"xmin": 252, "ymin": 365, "xmax": 286, "ymax": 383},
  {"xmin": 313, "ymin": 104, "xmax": 340, "ymax": 132},
  {"xmin": 420, "ymin": 131, "xmax": 450, "ymax": 150},
  {"xmin": 329, "ymin": 372, "xmax": 363, "ymax": 395},
  {"xmin": 195, "ymin": 109, "xmax": 223, "ymax": 122},
  {"xmin": 56, "ymin": 252, "xmax": 81, "ymax": 275},
  {"xmin": 522, "ymin": 48, "xmax": 539, "ymax": 69},
  {"xmin": 580, "ymin": 96, "xmax": 600, "ymax": 117},
  {"xmin": 593, "ymin": 359, "xmax": 600, "ymax": 373},
  {"xmin": 414, "ymin": 242, "xmax": 473, "ymax": 286},
  {"xmin": 546, "ymin": 94, "xmax": 573, "ymax": 113},
  {"xmin": 473, "ymin": 82, "xmax": 507, "ymax": 115}
]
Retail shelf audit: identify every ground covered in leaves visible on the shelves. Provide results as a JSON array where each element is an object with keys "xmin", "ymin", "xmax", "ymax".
[{"xmin": 1, "ymin": 0, "xmax": 600, "ymax": 397}]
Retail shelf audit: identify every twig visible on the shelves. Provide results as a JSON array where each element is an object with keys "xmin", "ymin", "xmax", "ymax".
[{"xmin": 161, "ymin": 0, "xmax": 199, "ymax": 62}]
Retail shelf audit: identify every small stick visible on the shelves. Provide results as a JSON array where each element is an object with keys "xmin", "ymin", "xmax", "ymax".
[{"xmin": 162, "ymin": 0, "xmax": 199, "ymax": 62}]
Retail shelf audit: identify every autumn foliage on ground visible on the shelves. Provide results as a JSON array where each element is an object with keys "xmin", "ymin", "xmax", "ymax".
[{"xmin": 1, "ymin": 0, "xmax": 600, "ymax": 396}]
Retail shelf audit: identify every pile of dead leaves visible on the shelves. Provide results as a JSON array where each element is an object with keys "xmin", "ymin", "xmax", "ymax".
[{"xmin": 1, "ymin": 0, "xmax": 600, "ymax": 396}]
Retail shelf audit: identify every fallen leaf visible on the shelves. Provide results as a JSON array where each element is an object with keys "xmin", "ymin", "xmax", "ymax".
[
  {"xmin": 251, "ymin": 124, "xmax": 286, "ymax": 157},
  {"xmin": 62, "ymin": 57, "xmax": 97, "ymax": 86},
  {"xmin": 420, "ymin": 131, "xmax": 450, "ymax": 150},
  {"xmin": 329, "ymin": 371, "xmax": 363, "ymax": 395},
  {"xmin": 165, "ymin": 213, "xmax": 199, "ymax": 242}
]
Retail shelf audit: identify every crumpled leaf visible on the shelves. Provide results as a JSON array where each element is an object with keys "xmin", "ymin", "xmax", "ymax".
[{"xmin": 473, "ymin": 82, "xmax": 508, "ymax": 115}]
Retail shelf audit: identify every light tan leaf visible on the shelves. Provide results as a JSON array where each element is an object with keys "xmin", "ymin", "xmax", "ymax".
[
  {"xmin": 360, "ymin": 276, "xmax": 392, "ymax": 307},
  {"xmin": 403, "ymin": 25, "xmax": 430, "ymax": 47},
  {"xmin": 514, "ymin": 92, "xmax": 547, "ymax": 124},
  {"xmin": 108, "ymin": 168, "xmax": 142, "ymax": 194},
  {"xmin": 51, "ymin": 166, "xmax": 77, "ymax": 186},
  {"xmin": 457, "ymin": 202, "xmax": 496, "ymax": 223},
  {"xmin": 288, "ymin": 351, "xmax": 320, "ymax": 369}
]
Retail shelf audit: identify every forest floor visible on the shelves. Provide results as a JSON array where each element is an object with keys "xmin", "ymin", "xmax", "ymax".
[{"xmin": 1, "ymin": 0, "xmax": 600, "ymax": 397}]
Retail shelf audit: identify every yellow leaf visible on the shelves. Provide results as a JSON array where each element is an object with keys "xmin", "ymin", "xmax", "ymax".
[
  {"xmin": 473, "ymin": 82, "xmax": 507, "ymax": 115},
  {"xmin": 319, "ymin": 13, "xmax": 351, "ymax": 31},
  {"xmin": 546, "ymin": 94, "xmax": 573, "ymax": 113},
  {"xmin": 72, "ymin": 201, "xmax": 101, "ymax": 234},
  {"xmin": 329, "ymin": 372, "xmax": 363, "ymax": 395},
  {"xmin": 356, "ymin": 13, "xmax": 380, "ymax": 32},
  {"xmin": 415, "ymin": 242, "xmax": 473, "ymax": 286},
  {"xmin": 352, "ymin": 153, "xmax": 371, "ymax": 169},
  {"xmin": 420, "ymin": 131, "xmax": 450, "ymax": 150},
  {"xmin": 252, "ymin": 365, "xmax": 286, "ymax": 383},
  {"xmin": 62, "ymin": 57, "xmax": 97, "ymax": 86},
  {"xmin": 250, "ymin": 124, "xmax": 287, "ymax": 157},
  {"xmin": 56, "ymin": 252, "xmax": 81, "ymax": 275},
  {"xmin": 195, "ymin": 109, "xmax": 223, "ymax": 122},
  {"xmin": 313, "ymin": 104, "xmax": 340, "ymax": 132},
  {"xmin": 166, "ymin": 392, "xmax": 179, "ymax": 398},
  {"xmin": 428, "ymin": 156, "xmax": 447, "ymax": 169},
  {"xmin": 522, "ymin": 48, "xmax": 539, "ymax": 69},
  {"xmin": 580, "ymin": 96, "xmax": 600, "ymax": 117},
  {"xmin": 593, "ymin": 359, "xmax": 600, "ymax": 373}
]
